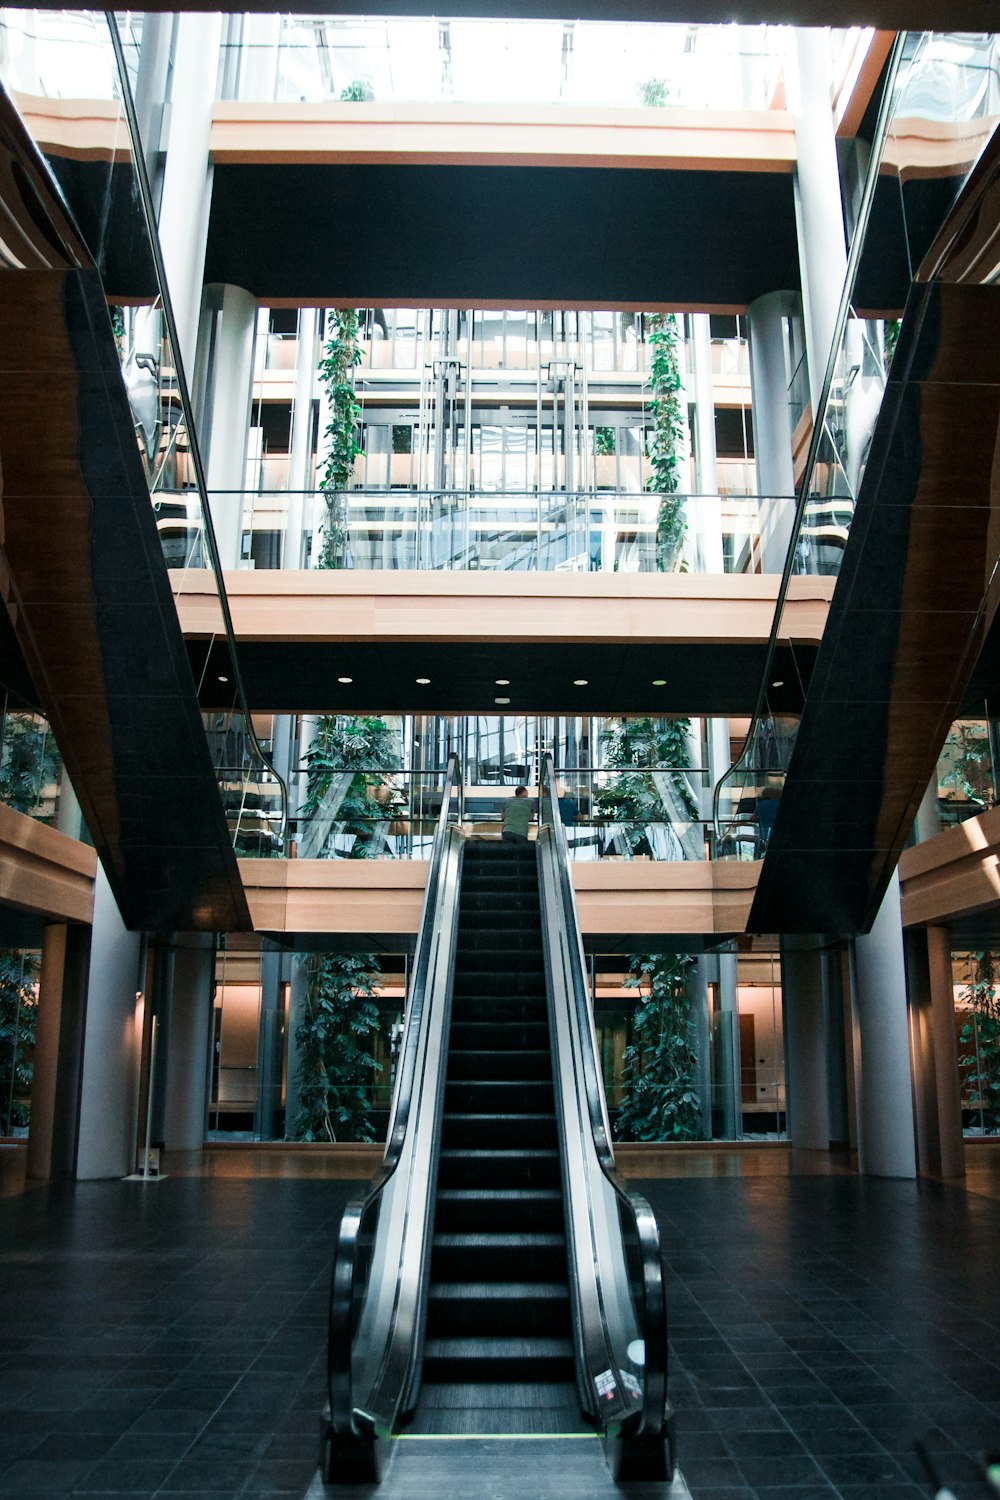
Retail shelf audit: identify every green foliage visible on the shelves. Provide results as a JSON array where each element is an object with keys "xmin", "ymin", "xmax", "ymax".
[
  {"xmin": 0, "ymin": 947, "xmax": 38, "ymax": 1134},
  {"xmin": 0, "ymin": 712, "xmax": 61, "ymax": 819},
  {"xmin": 595, "ymin": 717, "xmax": 698, "ymax": 840},
  {"xmin": 939, "ymin": 721, "xmax": 994, "ymax": 808},
  {"xmin": 616, "ymin": 953, "xmax": 701, "ymax": 1141},
  {"xmin": 317, "ymin": 309, "xmax": 364, "ymax": 569},
  {"xmin": 883, "ymin": 318, "xmax": 901, "ymax": 374},
  {"xmin": 958, "ymin": 950, "xmax": 1000, "ymax": 1135},
  {"xmin": 594, "ymin": 426, "xmax": 616, "ymax": 457},
  {"xmin": 294, "ymin": 952, "xmax": 382, "ymax": 1142},
  {"xmin": 340, "ymin": 79, "xmax": 374, "ymax": 101},
  {"xmin": 110, "ymin": 306, "xmax": 125, "ymax": 352},
  {"xmin": 303, "ymin": 714, "xmax": 401, "ymax": 858},
  {"xmin": 645, "ymin": 313, "xmax": 687, "ymax": 570},
  {"xmin": 638, "ymin": 78, "xmax": 669, "ymax": 107}
]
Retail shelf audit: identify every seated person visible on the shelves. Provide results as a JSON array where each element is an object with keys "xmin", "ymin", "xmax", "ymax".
[{"xmin": 501, "ymin": 785, "xmax": 533, "ymax": 844}]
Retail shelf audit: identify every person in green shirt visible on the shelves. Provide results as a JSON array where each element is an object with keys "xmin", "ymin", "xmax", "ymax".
[{"xmin": 501, "ymin": 785, "xmax": 533, "ymax": 844}]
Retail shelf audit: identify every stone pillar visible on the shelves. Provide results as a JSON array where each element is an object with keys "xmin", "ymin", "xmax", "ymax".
[
  {"xmin": 26, "ymin": 923, "xmax": 90, "ymax": 1179},
  {"xmin": 285, "ymin": 307, "xmax": 320, "ymax": 568},
  {"xmin": 850, "ymin": 870, "xmax": 917, "ymax": 1178},
  {"xmin": 74, "ymin": 866, "xmax": 146, "ymax": 1180},
  {"xmin": 714, "ymin": 950, "xmax": 741, "ymax": 1139},
  {"xmin": 201, "ymin": 283, "xmax": 258, "ymax": 569},
  {"xmin": 156, "ymin": 12, "xmax": 222, "ymax": 377},
  {"xmin": 781, "ymin": 939, "xmax": 830, "ymax": 1150},
  {"xmin": 747, "ymin": 291, "xmax": 798, "ymax": 572},
  {"xmin": 791, "ymin": 28, "xmax": 848, "ymax": 410},
  {"xmin": 132, "ymin": 11, "xmax": 173, "ymax": 200},
  {"xmin": 689, "ymin": 313, "xmax": 724, "ymax": 575},
  {"xmin": 822, "ymin": 946, "xmax": 850, "ymax": 1146},
  {"xmin": 925, "ymin": 926, "xmax": 966, "ymax": 1178},
  {"xmin": 162, "ymin": 937, "xmax": 215, "ymax": 1151}
]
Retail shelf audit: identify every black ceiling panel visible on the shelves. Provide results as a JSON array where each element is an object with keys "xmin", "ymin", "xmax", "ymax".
[{"xmin": 205, "ymin": 164, "xmax": 800, "ymax": 308}]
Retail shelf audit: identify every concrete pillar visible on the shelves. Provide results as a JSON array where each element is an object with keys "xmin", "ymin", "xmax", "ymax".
[
  {"xmin": 905, "ymin": 928, "xmax": 941, "ymax": 1174},
  {"xmin": 132, "ymin": 12, "xmax": 173, "ymax": 201},
  {"xmin": 689, "ymin": 314, "xmax": 724, "ymax": 575},
  {"xmin": 791, "ymin": 28, "xmax": 848, "ymax": 411},
  {"xmin": 201, "ymin": 283, "xmax": 258, "ymax": 569},
  {"xmin": 55, "ymin": 767, "xmax": 82, "ymax": 841},
  {"xmin": 690, "ymin": 958, "xmax": 713, "ymax": 1141},
  {"xmin": 850, "ymin": 870, "xmax": 917, "ymax": 1178},
  {"xmin": 925, "ymin": 926, "xmax": 966, "ymax": 1177},
  {"xmin": 747, "ymin": 291, "xmax": 798, "ymax": 572},
  {"xmin": 715, "ymin": 949, "xmax": 741, "ymax": 1139},
  {"xmin": 256, "ymin": 949, "xmax": 290, "ymax": 1140},
  {"xmin": 74, "ymin": 866, "xmax": 145, "ymax": 1180},
  {"xmin": 781, "ymin": 939, "xmax": 830, "ymax": 1150},
  {"xmin": 285, "ymin": 307, "xmax": 320, "ymax": 568},
  {"xmin": 162, "ymin": 937, "xmax": 215, "ymax": 1151},
  {"xmin": 822, "ymin": 947, "xmax": 850, "ymax": 1146},
  {"xmin": 157, "ymin": 12, "xmax": 222, "ymax": 377},
  {"xmin": 26, "ymin": 923, "xmax": 90, "ymax": 1179}
]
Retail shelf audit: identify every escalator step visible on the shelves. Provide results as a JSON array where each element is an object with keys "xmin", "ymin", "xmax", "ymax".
[
  {"xmin": 437, "ymin": 1149, "xmax": 561, "ymax": 1188},
  {"xmin": 449, "ymin": 1022, "xmax": 550, "ymax": 1050},
  {"xmin": 445, "ymin": 1080, "xmax": 554, "ymax": 1113},
  {"xmin": 422, "ymin": 1336, "xmax": 575, "ymax": 1383},
  {"xmin": 449, "ymin": 996, "xmax": 547, "ymax": 1024},
  {"xmin": 427, "ymin": 1280, "xmax": 570, "ymax": 1335},
  {"xmin": 441, "ymin": 1113, "xmax": 558, "ymax": 1148},
  {"xmin": 447, "ymin": 1049, "xmax": 551, "ymax": 1081},
  {"xmin": 434, "ymin": 1188, "xmax": 563, "ymax": 1232},
  {"xmin": 431, "ymin": 1231, "xmax": 567, "ymax": 1280}
]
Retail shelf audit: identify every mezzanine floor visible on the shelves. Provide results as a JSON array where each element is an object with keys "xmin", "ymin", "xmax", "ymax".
[{"xmin": 0, "ymin": 1144, "xmax": 999, "ymax": 1500}]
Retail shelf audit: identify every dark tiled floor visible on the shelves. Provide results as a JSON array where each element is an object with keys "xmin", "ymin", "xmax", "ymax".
[{"xmin": 0, "ymin": 1158, "xmax": 999, "ymax": 1497}]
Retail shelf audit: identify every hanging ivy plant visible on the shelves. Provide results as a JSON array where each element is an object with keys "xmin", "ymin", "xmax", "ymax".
[
  {"xmin": 645, "ymin": 313, "xmax": 687, "ymax": 571},
  {"xmin": 616, "ymin": 952, "xmax": 701, "ymax": 1141},
  {"xmin": 595, "ymin": 716, "xmax": 698, "ymax": 856},
  {"xmin": 317, "ymin": 309, "xmax": 364, "ymax": 570},
  {"xmin": 0, "ymin": 947, "xmax": 38, "ymax": 1135},
  {"xmin": 958, "ymin": 950, "xmax": 1000, "ymax": 1135},
  {"xmin": 0, "ymin": 713, "xmax": 61, "ymax": 820},
  {"xmin": 294, "ymin": 951, "xmax": 383, "ymax": 1142}
]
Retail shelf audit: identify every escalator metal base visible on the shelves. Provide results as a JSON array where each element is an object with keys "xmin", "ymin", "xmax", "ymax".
[{"xmin": 319, "ymin": 1410, "xmax": 384, "ymax": 1485}]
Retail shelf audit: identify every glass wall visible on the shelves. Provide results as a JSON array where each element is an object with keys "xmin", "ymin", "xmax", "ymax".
[
  {"xmin": 0, "ymin": 698, "xmax": 63, "ymax": 826},
  {"xmin": 952, "ymin": 950, "xmax": 1000, "ymax": 1138}
]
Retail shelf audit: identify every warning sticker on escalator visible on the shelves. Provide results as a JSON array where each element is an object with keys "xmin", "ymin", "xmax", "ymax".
[
  {"xmin": 619, "ymin": 1369, "xmax": 642, "ymax": 1401},
  {"xmin": 594, "ymin": 1368, "xmax": 617, "ymax": 1401}
]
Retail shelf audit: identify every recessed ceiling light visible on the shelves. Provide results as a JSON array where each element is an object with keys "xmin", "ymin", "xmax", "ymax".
[
  {"xmin": 574, "ymin": 678, "xmax": 588, "ymax": 686},
  {"xmin": 416, "ymin": 677, "xmax": 431, "ymax": 685},
  {"xmin": 652, "ymin": 678, "xmax": 666, "ymax": 687},
  {"xmin": 495, "ymin": 696, "xmax": 510, "ymax": 705},
  {"xmin": 337, "ymin": 676, "xmax": 353, "ymax": 684},
  {"xmin": 495, "ymin": 678, "xmax": 510, "ymax": 686},
  {"xmin": 771, "ymin": 679, "xmax": 784, "ymax": 688},
  {"xmin": 218, "ymin": 674, "xmax": 229, "ymax": 683}
]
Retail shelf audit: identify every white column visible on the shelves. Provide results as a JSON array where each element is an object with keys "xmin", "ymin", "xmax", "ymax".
[
  {"xmin": 202, "ymin": 283, "xmax": 258, "ymax": 569},
  {"xmin": 162, "ymin": 938, "xmax": 215, "ymax": 1151},
  {"xmin": 781, "ymin": 939, "xmax": 830, "ymax": 1150},
  {"xmin": 914, "ymin": 778, "xmax": 942, "ymax": 844},
  {"xmin": 791, "ymin": 28, "xmax": 848, "ymax": 410},
  {"xmin": 285, "ymin": 307, "xmax": 320, "ymax": 568},
  {"xmin": 241, "ymin": 14, "xmax": 282, "ymax": 101},
  {"xmin": 747, "ymin": 292, "xmax": 797, "ymax": 572},
  {"xmin": 56, "ymin": 767, "xmax": 82, "ymax": 841},
  {"xmin": 157, "ymin": 12, "xmax": 222, "ymax": 377},
  {"xmin": 850, "ymin": 870, "xmax": 917, "ymax": 1178},
  {"xmin": 75, "ymin": 866, "xmax": 145, "ymax": 1180}
]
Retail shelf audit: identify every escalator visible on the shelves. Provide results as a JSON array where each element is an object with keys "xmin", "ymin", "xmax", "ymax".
[{"xmin": 322, "ymin": 754, "xmax": 674, "ymax": 1484}]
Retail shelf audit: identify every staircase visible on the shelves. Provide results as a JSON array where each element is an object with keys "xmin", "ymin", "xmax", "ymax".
[{"xmin": 413, "ymin": 840, "xmax": 581, "ymax": 1434}]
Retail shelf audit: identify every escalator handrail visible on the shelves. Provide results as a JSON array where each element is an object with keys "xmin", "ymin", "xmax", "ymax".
[
  {"xmin": 537, "ymin": 754, "xmax": 668, "ymax": 1443},
  {"xmin": 711, "ymin": 31, "xmax": 907, "ymax": 846},
  {"xmin": 327, "ymin": 753, "xmax": 462, "ymax": 1440}
]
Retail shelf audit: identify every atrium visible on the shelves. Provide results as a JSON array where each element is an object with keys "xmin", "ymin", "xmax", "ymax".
[{"xmin": 0, "ymin": 8, "xmax": 998, "ymax": 1499}]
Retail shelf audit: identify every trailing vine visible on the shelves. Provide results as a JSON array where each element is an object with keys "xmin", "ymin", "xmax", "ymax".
[
  {"xmin": 595, "ymin": 716, "xmax": 698, "ymax": 857},
  {"xmin": 0, "ymin": 948, "xmax": 38, "ymax": 1135},
  {"xmin": 294, "ymin": 951, "xmax": 382, "ymax": 1142},
  {"xmin": 317, "ymin": 309, "xmax": 364, "ymax": 569},
  {"xmin": 958, "ymin": 950, "xmax": 1000, "ymax": 1135},
  {"xmin": 0, "ymin": 712, "xmax": 61, "ymax": 820},
  {"xmin": 645, "ymin": 313, "xmax": 687, "ymax": 571},
  {"xmin": 616, "ymin": 953, "xmax": 701, "ymax": 1141}
]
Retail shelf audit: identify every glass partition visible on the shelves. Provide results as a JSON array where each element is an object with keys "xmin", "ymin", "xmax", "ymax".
[
  {"xmin": 715, "ymin": 30, "xmax": 1000, "ymax": 856},
  {"xmin": 0, "ymin": 696, "xmax": 62, "ymax": 826},
  {"xmin": 0, "ymin": 945, "xmax": 40, "ymax": 1138}
]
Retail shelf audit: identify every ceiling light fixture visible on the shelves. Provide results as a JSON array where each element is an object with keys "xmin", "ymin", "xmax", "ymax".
[
  {"xmin": 771, "ymin": 679, "xmax": 784, "ymax": 688},
  {"xmin": 652, "ymin": 678, "xmax": 666, "ymax": 687},
  {"xmin": 574, "ymin": 678, "xmax": 588, "ymax": 686},
  {"xmin": 337, "ymin": 676, "xmax": 353, "ymax": 684},
  {"xmin": 218, "ymin": 675, "xmax": 229, "ymax": 683},
  {"xmin": 416, "ymin": 677, "xmax": 431, "ymax": 685},
  {"xmin": 495, "ymin": 696, "xmax": 510, "ymax": 705},
  {"xmin": 495, "ymin": 678, "xmax": 510, "ymax": 686}
]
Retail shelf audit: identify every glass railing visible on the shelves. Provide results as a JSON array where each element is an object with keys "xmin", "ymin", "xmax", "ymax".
[
  {"xmin": 227, "ymin": 489, "xmax": 792, "ymax": 574},
  {"xmin": 222, "ymin": 15, "xmax": 787, "ymax": 113},
  {"xmin": 0, "ymin": 697, "xmax": 63, "ymax": 827},
  {"xmin": 715, "ymin": 29, "xmax": 1000, "ymax": 855},
  {"xmin": 273, "ymin": 765, "xmax": 715, "ymax": 862}
]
